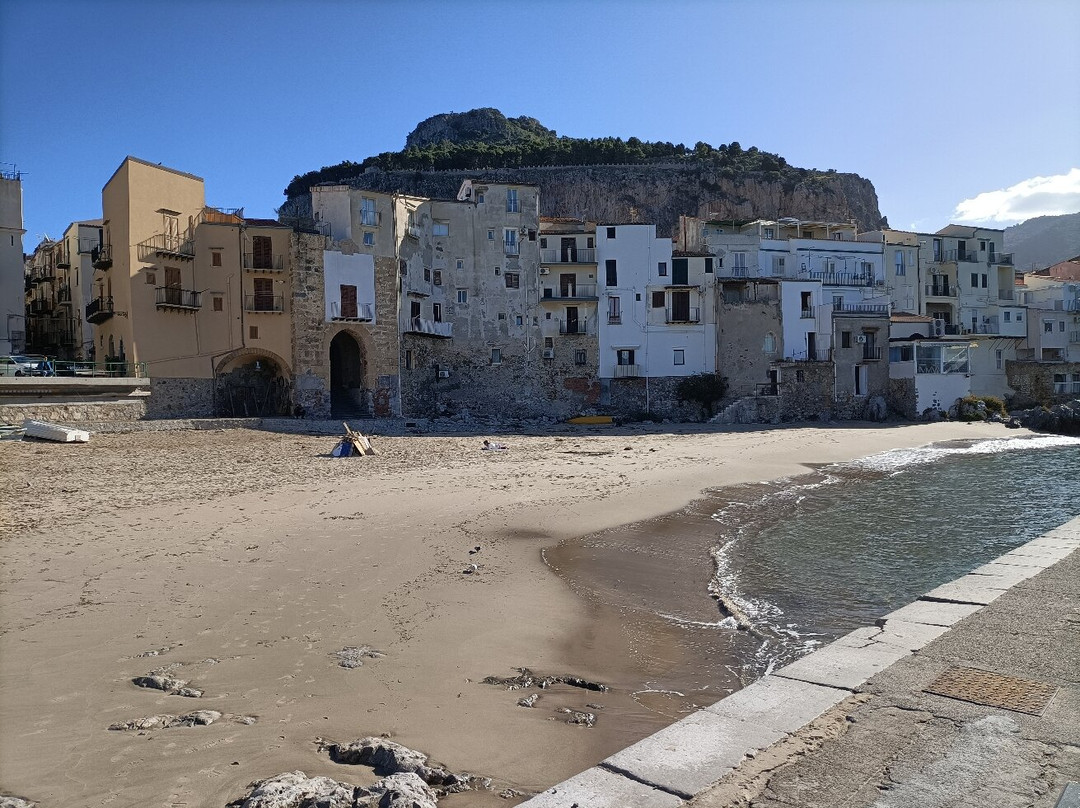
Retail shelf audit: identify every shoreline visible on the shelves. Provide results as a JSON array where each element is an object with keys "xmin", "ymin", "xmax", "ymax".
[{"xmin": 0, "ymin": 421, "xmax": 1046, "ymax": 806}]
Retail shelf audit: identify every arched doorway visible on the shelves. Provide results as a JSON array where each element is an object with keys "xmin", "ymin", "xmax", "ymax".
[
  {"xmin": 215, "ymin": 351, "xmax": 291, "ymax": 417},
  {"xmin": 330, "ymin": 331, "xmax": 369, "ymax": 417}
]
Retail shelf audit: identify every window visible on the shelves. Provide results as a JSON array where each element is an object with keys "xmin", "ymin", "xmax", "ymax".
[
  {"xmin": 494, "ymin": 267, "xmax": 500, "ymax": 275},
  {"xmin": 1045, "ymin": 320, "xmax": 1054, "ymax": 333},
  {"xmin": 672, "ymin": 258, "xmax": 689, "ymax": 285},
  {"xmin": 456, "ymin": 259, "xmax": 464, "ymax": 270},
  {"xmin": 673, "ymin": 349, "xmax": 685, "ymax": 366},
  {"xmin": 574, "ymin": 350, "xmax": 587, "ymax": 366},
  {"xmin": 145, "ymin": 271, "xmax": 156, "ymax": 285},
  {"xmin": 544, "ymin": 337, "xmax": 554, "ymax": 349},
  {"xmin": 504, "ymin": 228, "xmax": 518, "ymax": 255},
  {"xmin": 842, "ymin": 331, "xmax": 852, "ymax": 348},
  {"xmin": 433, "ymin": 303, "xmax": 442, "ymax": 322},
  {"xmin": 410, "ymin": 300, "xmax": 421, "ymax": 318},
  {"xmin": 606, "ymin": 227, "xmax": 616, "ymax": 239},
  {"xmin": 996, "ymin": 350, "xmax": 1003, "ymax": 370},
  {"xmin": 732, "ymin": 252, "xmax": 747, "ymax": 274},
  {"xmin": 763, "ymin": 332, "xmax": 776, "ymax": 353},
  {"xmin": 476, "ymin": 193, "xmax": 484, "ymax": 204},
  {"xmin": 658, "ymin": 261, "xmax": 668, "ymax": 277},
  {"xmin": 400, "ymin": 259, "xmax": 408, "ymax": 275},
  {"xmin": 704, "ymin": 257, "xmax": 713, "ymax": 274},
  {"xmin": 528, "ymin": 229, "xmax": 536, "ymax": 241},
  {"xmin": 608, "ymin": 296, "xmax": 621, "ymax": 323},
  {"xmin": 981, "ymin": 274, "xmax": 988, "ymax": 288},
  {"xmin": 251, "ymin": 235, "xmax": 273, "ymax": 270},
  {"xmin": 617, "ymin": 349, "xmax": 635, "ymax": 365},
  {"xmin": 249, "ymin": 325, "xmax": 259, "ymax": 339},
  {"xmin": 405, "ymin": 350, "xmax": 413, "ymax": 370},
  {"xmin": 360, "ymin": 197, "xmax": 377, "ymax": 227},
  {"xmin": 763, "ymin": 228, "xmax": 774, "ymax": 239},
  {"xmin": 433, "ymin": 270, "xmax": 442, "ymax": 286},
  {"xmin": 651, "ymin": 291, "xmax": 665, "ymax": 308},
  {"xmin": 1053, "ymin": 374, "xmax": 1067, "ymax": 393},
  {"xmin": 212, "ymin": 251, "xmax": 222, "ymax": 267},
  {"xmin": 363, "ymin": 232, "xmax": 374, "ymax": 246},
  {"xmin": 339, "ymin": 284, "xmax": 357, "ymax": 318},
  {"xmin": 605, "ymin": 259, "xmax": 617, "ymax": 286},
  {"xmin": 457, "ymin": 289, "xmax": 468, "ymax": 304},
  {"xmin": 515, "ymin": 315, "xmax": 522, "ymax": 326},
  {"xmin": 971, "ymin": 273, "xmax": 979, "ymax": 288},
  {"xmin": 213, "ymin": 296, "xmax": 223, "ymax": 311},
  {"xmin": 506, "ymin": 188, "xmax": 519, "ymax": 213},
  {"xmin": 433, "ymin": 221, "xmax": 449, "ymax": 237},
  {"xmin": 424, "ymin": 267, "xmax": 431, "ymax": 281},
  {"xmin": 487, "ymin": 229, "xmax": 495, "ymax": 241},
  {"xmin": 504, "ymin": 272, "xmax": 520, "ymax": 288},
  {"xmin": 498, "ymin": 312, "xmax": 506, "ymax": 320},
  {"xmin": 540, "ymin": 238, "xmax": 548, "ymax": 249},
  {"xmin": 895, "ymin": 250, "xmax": 905, "ymax": 275},
  {"xmin": 1017, "ymin": 312, "xmax": 1023, "ymax": 322},
  {"xmin": 587, "ymin": 237, "xmax": 594, "ymax": 248},
  {"xmin": 772, "ymin": 255, "xmax": 785, "ymax": 275},
  {"xmin": 490, "ymin": 348, "xmax": 502, "ymax": 365}
]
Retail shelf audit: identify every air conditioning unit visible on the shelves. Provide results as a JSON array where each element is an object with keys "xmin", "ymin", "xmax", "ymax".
[
  {"xmin": 933, "ymin": 319, "xmax": 945, "ymax": 337},
  {"xmin": 539, "ymin": 268, "xmax": 549, "ymax": 275},
  {"xmin": 542, "ymin": 349, "xmax": 555, "ymax": 359},
  {"xmin": 855, "ymin": 335, "xmax": 867, "ymax": 344},
  {"xmin": 438, "ymin": 370, "xmax": 450, "ymax": 378}
]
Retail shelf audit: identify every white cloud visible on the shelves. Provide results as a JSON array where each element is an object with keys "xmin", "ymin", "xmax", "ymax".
[{"xmin": 952, "ymin": 168, "xmax": 1080, "ymax": 225}]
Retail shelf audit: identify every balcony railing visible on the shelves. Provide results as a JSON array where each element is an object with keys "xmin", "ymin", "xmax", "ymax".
[
  {"xmin": 155, "ymin": 287, "xmax": 201, "ymax": 310},
  {"xmin": 28, "ymin": 359, "xmax": 149, "ymax": 378},
  {"xmin": 925, "ymin": 284, "xmax": 957, "ymax": 297},
  {"xmin": 941, "ymin": 249, "xmax": 979, "ymax": 263},
  {"xmin": 541, "ymin": 283, "xmax": 598, "ymax": 300},
  {"xmin": 786, "ymin": 349, "xmax": 832, "ymax": 363},
  {"xmin": 998, "ymin": 289, "xmax": 1015, "ymax": 301},
  {"xmin": 539, "ymin": 248, "xmax": 596, "ymax": 264},
  {"xmin": 988, "ymin": 252, "xmax": 1013, "ymax": 265},
  {"xmin": 807, "ymin": 271, "xmax": 876, "ymax": 287},
  {"xmin": 503, "ymin": 243, "xmax": 520, "ymax": 257},
  {"xmin": 56, "ymin": 285, "xmax": 72, "ymax": 304},
  {"xmin": 559, "ymin": 318, "xmax": 589, "ymax": 335},
  {"xmin": 614, "ymin": 364, "xmax": 641, "ymax": 378},
  {"xmin": 800, "ymin": 307, "xmax": 815, "ymax": 319},
  {"xmin": 665, "ymin": 307, "xmax": 701, "ymax": 323},
  {"xmin": 359, "ymin": 210, "xmax": 380, "ymax": 227},
  {"xmin": 862, "ymin": 347, "xmax": 883, "ymax": 361},
  {"xmin": 91, "ymin": 244, "xmax": 112, "ymax": 269},
  {"xmin": 138, "ymin": 233, "xmax": 194, "ymax": 262},
  {"xmin": 85, "ymin": 296, "xmax": 115, "ymax": 323},
  {"xmin": 243, "ymin": 253, "xmax": 284, "ymax": 271},
  {"xmin": 244, "ymin": 294, "xmax": 284, "ymax": 313},
  {"xmin": 29, "ymin": 298, "xmax": 51, "ymax": 314},
  {"xmin": 406, "ymin": 317, "xmax": 452, "ymax": 338},
  {"xmin": 78, "ymin": 237, "xmax": 100, "ymax": 254},
  {"xmin": 834, "ymin": 302, "xmax": 890, "ymax": 315},
  {"xmin": 331, "ymin": 302, "xmax": 374, "ymax": 321},
  {"xmin": 608, "ymin": 313, "xmax": 622, "ymax": 325}
]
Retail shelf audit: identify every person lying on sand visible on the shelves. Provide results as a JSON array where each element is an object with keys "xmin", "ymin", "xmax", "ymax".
[{"xmin": 482, "ymin": 440, "xmax": 507, "ymax": 451}]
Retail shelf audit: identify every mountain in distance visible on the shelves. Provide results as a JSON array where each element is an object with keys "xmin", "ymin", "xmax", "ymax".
[
  {"xmin": 1005, "ymin": 212, "xmax": 1080, "ymax": 271},
  {"xmin": 283, "ymin": 108, "xmax": 886, "ymax": 235}
]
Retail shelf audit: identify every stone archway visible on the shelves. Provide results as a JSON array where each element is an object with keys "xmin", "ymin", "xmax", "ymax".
[
  {"xmin": 215, "ymin": 348, "xmax": 292, "ymax": 417},
  {"xmin": 329, "ymin": 331, "xmax": 370, "ymax": 417}
]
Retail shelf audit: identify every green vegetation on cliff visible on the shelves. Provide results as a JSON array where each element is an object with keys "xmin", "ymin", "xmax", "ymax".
[{"xmin": 284, "ymin": 108, "xmax": 805, "ymax": 199}]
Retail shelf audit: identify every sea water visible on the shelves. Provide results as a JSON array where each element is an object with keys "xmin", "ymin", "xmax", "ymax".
[{"xmin": 709, "ymin": 434, "xmax": 1080, "ymax": 679}]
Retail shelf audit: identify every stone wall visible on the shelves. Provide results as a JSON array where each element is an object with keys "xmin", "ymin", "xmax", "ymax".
[
  {"xmin": 886, "ymin": 377, "xmax": 918, "ymax": 419},
  {"xmin": 1006, "ymin": 360, "xmax": 1080, "ymax": 408},
  {"xmin": 603, "ymin": 376, "xmax": 701, "ymax": 421},
  {"xmin": 776, "ymin": 361, "xmax": 834, "ymax": 421},
  {"xmin": 0, "ymin": 399, "xmax": 147, "ymax": 423},
  {"xmin": 146, "ymin": 377, "xmax": 216, "ymax": 419}
]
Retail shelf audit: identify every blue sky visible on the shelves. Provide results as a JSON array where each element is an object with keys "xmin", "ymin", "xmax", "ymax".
[{"xmin": 2, "ymin": 0, "xmax": 1078, "ymax": 247}]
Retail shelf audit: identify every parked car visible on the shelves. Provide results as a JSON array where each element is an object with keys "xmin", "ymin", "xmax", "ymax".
[
  {"xmin": 1, "ymin": 355, "xmax": 39, "ymax": 375},
  {"xmin": 16, "ymin": 355, "xmax": 51, "ymax": 375}
]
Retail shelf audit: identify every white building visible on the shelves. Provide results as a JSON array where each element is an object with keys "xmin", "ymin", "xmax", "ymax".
[
  {"xmin": 1019, "ymin": 274, "xmax": 1080, "ymax": 362},
  {"xmin": 0, "ymin": 169, "xmax": 26, "ymax": 355},
  {"xmin": 596, "ymin": 223, "xmax": 715, "ymax": 379}
]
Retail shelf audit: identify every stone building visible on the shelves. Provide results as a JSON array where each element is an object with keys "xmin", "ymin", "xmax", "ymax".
[{"xmin": 0, "ymin": 168, "xmax": 25, "ymax": 356}]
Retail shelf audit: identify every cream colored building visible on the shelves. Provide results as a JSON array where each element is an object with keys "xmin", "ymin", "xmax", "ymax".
[{"xmin": 1, "ymin": 170, "xmax": 25, "ymax": 356}]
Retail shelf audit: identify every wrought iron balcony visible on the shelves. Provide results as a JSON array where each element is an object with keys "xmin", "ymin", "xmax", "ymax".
[
  {"xmin": 541, "ymin": 283, "xmax": 598, "ymax": 300},
  {"xmin": 665, "ymin": 307, "xmax": 701, "ymax": 323},
  {"xmin": 244, "ymin": 294, "xmax": 284, "ymax": 313},
  {"xmin": 925, "ymin": 284, "xmax": 957, "ymax": 298},
  {"xmin": 787, "ymin": 349, "xmax": 832, "ymax": 363},
  {"xmin": 800, "ymin": 307, "xmax": 815, "ymax": 319},
  {"xmin": 808, "ymin": 271, "xmax": 875, "ymax": 287},
  {"xmin": 539, "ymin": 248, "xmax": 596, "ymax": 264},
  {"xmin": 607, "ymin": 313, "xmax": 622, "ymax": 325},
  {"xmin": 91, "ymin": 244, "xmax": 112, "ymax": 269},
  {"xmin": 862, "ymin": 347, "xmax": 883, "ymax": 361},
  {"xmin": 86, "ymin": 296, "xmax": 115, "ymax": 323},
  {"xmin": 558, "ymin": 318, "xmax": 589, "ymax": 335},
  {"xmin": 330, "ymin": 302, "xmax": 374, "ymax": 321},
  {"xmin": 29, "ymin": 298, "xmax": 51, "ymax": 315},
  {"xmin": 940, "ymin": 249, "xmax": 979, "ymax": 263},
  {"xmin": 988, "ymin": 252, "xmax": 1013, "ymax": 265},
  {"xmin": 405, "ymin": 317, "xmax": 452, "ymax": 338},
  {"xmin": 138, "ymin": 233, "xmax": 194, "ymax": 262},
  {"xmin": 155, "ymin": 287, "xmax": 201, "ymax": 311},
  {"xmin": 243, "ymin": 253, "xmax": 284, "ymax": 271},
  {"xmin": 834, "ymin": 302, "xmax": 890, "ymax": 315},
  {"xmin": 613, "ymin": 364, "xmax": 641, "ymax": 378}
]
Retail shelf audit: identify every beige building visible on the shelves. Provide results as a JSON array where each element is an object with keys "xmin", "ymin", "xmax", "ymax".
[{"xmin": 1, "ymin": 170, "xmax": 25, "ymax": 356}]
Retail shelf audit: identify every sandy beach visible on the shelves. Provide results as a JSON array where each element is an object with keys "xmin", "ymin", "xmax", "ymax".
[{"xmin": 0, "ymin": 420, "xmax": 1028, "ymax": 807}]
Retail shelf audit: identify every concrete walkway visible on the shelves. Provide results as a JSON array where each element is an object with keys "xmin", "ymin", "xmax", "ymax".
[{"xmin": 521, "ymin": 516, "xmax": 1080, "ymax": 808}]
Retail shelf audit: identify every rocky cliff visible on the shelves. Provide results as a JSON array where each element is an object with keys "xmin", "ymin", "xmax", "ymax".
[{"xmin": 312, "ymin": 163, "xmax": 882, "ymax": 236}]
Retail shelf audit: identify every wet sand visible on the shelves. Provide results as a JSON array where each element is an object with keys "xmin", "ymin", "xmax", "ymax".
[{"xmin": 0, "ymin": 421, "xmax": 1026, "ymax": 806}]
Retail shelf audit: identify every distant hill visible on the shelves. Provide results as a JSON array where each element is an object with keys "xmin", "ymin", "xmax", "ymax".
[
  {"xmin": 1005, "ymin": 212, "xmax": 1080, "ymax": 271},
  {"xmin": 282, "ymin": 108, "xmax": 886, "ymax": 234}
]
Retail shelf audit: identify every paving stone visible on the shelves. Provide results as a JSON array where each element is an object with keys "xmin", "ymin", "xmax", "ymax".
[
  {"xmin": 866, "ymin": 619, "xmax": 952, "ymax": 651},
  {"xmin": 923, "ymin": 575, "xmax": 1010, "ymax": 605},
  {"xmin": 883, "ymin": 600, "xmax": 984, "ymax": 627},
  {"xmin": 772, "ymin": 633, "xmax": 911, "ymax": 691},
  {"xmin": 706, "ymin": 674, "xmax": 848, "ymax": 734},
  {"xmin": 517, "ymin": 766, "xmax": 683, "ymax": 808},
  {"xmin": 967, "ymin": 561, "xmax": 1045, "ymax": 585},
  {"xmin": 603, "ymin": 709, "xmax": 785, "ymax": 798}
]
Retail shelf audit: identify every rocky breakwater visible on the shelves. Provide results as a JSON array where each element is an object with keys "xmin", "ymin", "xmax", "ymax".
[{"xmin": 1010, "ymin": 399, "xmax": 1080, "ymax": 435}]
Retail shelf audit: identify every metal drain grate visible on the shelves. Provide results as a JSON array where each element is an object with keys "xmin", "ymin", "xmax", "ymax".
[{"xmin": 925, "ymin": 666, "xmax": 1057, "ymax": 716}]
